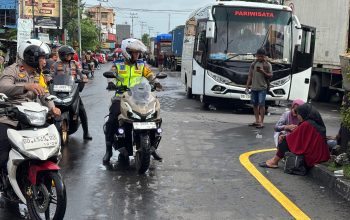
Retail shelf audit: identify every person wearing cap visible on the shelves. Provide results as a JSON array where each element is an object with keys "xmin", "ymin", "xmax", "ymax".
[
  {"xmin": 245, "ymin": 48, "xmax": 272, "ymax": 129},
  {"xmin": 0, "ymin": 40, "xmax": 61, "ymax": 171},
  {"xmin": 103, "ymin": 38, "xmax": 163, "ymax": 165}
]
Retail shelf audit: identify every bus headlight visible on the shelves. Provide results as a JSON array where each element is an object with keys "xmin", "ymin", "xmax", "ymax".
[
  {"xmin": 270, "ymin": 76, "xmax": 290, "ymax": 87},
  {"xmin": 207, "ymin": 71, "xmax": 231, "ymax": 84}
]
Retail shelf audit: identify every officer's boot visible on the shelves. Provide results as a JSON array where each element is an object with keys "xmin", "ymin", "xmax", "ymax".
[
  {"xmin": 79, "ymin": 108, "xmax": 92, "ymax": 140},
  {"xmin": 103, "ymin": 141, "xmax": 113, "ymax": 165}
]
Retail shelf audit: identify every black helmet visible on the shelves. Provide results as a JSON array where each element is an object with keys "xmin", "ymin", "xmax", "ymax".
[
  {"xmin": 58, "ymin": 46, "xmax": 75, "ymax": 61},
  {"xmin": 19, "ymin": 44, "xmax": 46, "ymax": 69}
]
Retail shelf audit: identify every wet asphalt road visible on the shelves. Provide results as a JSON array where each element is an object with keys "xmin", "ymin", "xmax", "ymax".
[{"xmin": 1, "ymin": 62, "xmax": 350, "ymax": 220}]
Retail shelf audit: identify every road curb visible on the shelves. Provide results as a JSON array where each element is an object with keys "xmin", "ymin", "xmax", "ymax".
[{"xmin": 308, "ymin": 164, "xmax": 350, "ymax": 202}]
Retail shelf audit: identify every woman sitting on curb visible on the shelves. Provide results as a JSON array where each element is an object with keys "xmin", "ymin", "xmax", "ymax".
[
  {"xmin": 259, "ymin": 103, "xmax": 330, "ymax": 168},
  {"xmin": 273, "ymin": 99, "xmax": 305, "ymax": 147}
]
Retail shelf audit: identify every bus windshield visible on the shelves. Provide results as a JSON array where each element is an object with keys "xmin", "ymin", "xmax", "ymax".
[{"xmin": 210, "ymin": 6, "xmax": 292, "ymax": 63}]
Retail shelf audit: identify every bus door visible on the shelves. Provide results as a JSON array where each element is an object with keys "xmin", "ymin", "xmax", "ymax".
[{"xmin": 289, "ymin": 25, "xmax": 316, "ymax": 102}]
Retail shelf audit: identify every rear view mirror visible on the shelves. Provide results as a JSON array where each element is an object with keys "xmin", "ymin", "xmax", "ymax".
[
  {"xmin": 103, "ymin": 71, "xmax": 116, "ymax": 78},
  {"xmin": 206, "ymin": 20, "xmax": 215, "ymax": 39},
  {"xmin": 156, "ymin": 72, "xmax": 168, "ymax": 79}
]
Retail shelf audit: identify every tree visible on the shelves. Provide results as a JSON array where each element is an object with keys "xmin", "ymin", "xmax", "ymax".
[
  {"xmin": 141, "ymin": 33, "xmax": 150, "ymax": 47},
  {"xmin": 65, "ymin": 18, "xmax": 99, "ymax": 51}
]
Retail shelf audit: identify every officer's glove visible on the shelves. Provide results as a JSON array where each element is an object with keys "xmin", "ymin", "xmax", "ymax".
[{"xmin": 106, "ymin": 82, "xmax": 117, "ymax": 90}]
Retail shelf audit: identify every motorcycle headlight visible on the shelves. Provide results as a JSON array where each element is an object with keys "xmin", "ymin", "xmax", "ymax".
[
  {"xmin": 270, "ymin": 76, "xmax": 290, "ymax": 87},
  {"xmin": 24, "ymin": 110, "xmax": 47, "ymax": 126},
  {"xmin": 127, "ymin": 111, "xmax": 141, "ymax": 120},
  {"xmin": 146, "ymin": 103, "xmax": 157, "ymax": 120},
  {"xmin": 207, "ymin": 71, "xmax": 231, "ymax": 84}
]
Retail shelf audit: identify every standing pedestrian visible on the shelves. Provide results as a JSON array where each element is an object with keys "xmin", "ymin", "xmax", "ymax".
[{"xmin": 245, "ymin": 48, "xmax": 272, "ymax": 129}]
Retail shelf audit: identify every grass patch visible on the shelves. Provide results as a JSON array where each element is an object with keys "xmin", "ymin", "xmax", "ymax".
[{"xmin": 322, "ymin": 161, "xmax": 350, "ymax": 179}]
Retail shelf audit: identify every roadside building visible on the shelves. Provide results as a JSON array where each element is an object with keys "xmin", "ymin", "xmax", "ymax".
[
  {"xmin": 85, "ymin": 5, "xmax": 116, "ymax": 51},
  {"xmin": 116, "ymin": 24, "xmax": 131, "ymax": 47}
]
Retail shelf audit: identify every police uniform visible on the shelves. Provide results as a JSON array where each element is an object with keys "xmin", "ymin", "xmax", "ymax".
[
  {"xmin": 51, "ymin": 60, "xmax": 83, "ymax": 79},
  {"xmin": 50, "ymin": 60, "xmax": 91, "ymax": 138},
  {"xmin": 104, "ymin": 59, "xmax": 158, "ymax": 158},
  {"xmin": 0, "ymin": 63, "xmax": 55, "ymax": 166}
]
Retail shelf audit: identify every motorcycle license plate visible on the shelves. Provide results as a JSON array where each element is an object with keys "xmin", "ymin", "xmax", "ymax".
[
  {"xmin": 240, "ymin": 94, "xmax": 251, "ymax": 100},
  {"xmin": 23, "ymin": 135, "xmax": 59, "ymax": 150},
  {"xmin": 133, "ymin": 122, "xmax": 157, "ymax": 130},
  {"xmin": 53, "ymin": 85, "xmax": 72, "ymax": 92}
]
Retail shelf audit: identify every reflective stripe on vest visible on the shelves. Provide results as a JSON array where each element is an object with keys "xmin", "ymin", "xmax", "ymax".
[{"xmin": 115, "ymin": 62, "xmax": 145, "ymax": 88}]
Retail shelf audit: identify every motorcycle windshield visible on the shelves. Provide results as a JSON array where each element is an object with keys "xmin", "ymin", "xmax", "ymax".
[
  {"xmin": 130, "ymin": 78, "xmax": 152, "ymax": 105},
  {"xmin": 52, "ymin": 75, "xmax": 75, "ymax": 93}
]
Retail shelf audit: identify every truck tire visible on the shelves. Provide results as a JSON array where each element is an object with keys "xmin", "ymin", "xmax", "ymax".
[{"xmin": 309, "ymin": 75, "xmax": 323, "ymax": 101}]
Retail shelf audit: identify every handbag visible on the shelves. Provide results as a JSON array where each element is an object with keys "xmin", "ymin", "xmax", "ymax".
[{"xmin": 284, "ymin": 152, "xmax": 307, "ymax": 175}]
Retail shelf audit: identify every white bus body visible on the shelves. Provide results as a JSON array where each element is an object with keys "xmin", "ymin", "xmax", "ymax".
[{"xmin": 181, "ymin": 0, "xmax": 315, "ymax": 105}]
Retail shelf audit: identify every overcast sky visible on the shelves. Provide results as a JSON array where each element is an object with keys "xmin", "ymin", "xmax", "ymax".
[{"xmin": 84, "ymin": 0, "xmax": 214, "ymax": 38}]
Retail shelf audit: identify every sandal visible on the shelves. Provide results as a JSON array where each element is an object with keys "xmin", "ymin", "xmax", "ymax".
[
  {"xmin": 248, "ymin": 122, "xmax": 260, "ymax": 126},
  {"xmin": 256, "ymin": 124, "xmax": 264, "ymax": 129},
  {"xmin": 258, "ymin": 162, "xmax": 278, "ymax": 169}
]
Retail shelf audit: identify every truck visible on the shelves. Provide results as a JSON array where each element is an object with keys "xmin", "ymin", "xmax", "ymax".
[
  {"xmin": 181, "ymin": 0, "xmax": 316, "ymax": 107},
  {"xmin": 284, "ymin": 0, "xmax": 349, "ymax": 101},
  {"xmin": 154, "ymin": 33, "xmax": 172, "ymax": 67},
  {"xmin": 170, "ymin": 25, "xmax": 185, "ymax": 71}
]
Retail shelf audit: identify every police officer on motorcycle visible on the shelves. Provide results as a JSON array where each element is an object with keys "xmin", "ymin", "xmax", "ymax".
[
  {"xmin": 103, "ymin": 38, "xmax": 163, "ymax": 165},
  {"xmin": 0, "ymin": 40, "xmax": 61, "ymax": 172},
  {"xmin": 51, "ymin": 45, "xmax": 93, "ymax": 140}
]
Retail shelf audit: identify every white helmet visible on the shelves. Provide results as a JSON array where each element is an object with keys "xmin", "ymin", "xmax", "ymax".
[
  {"xmin": 121, "ymin": 38, "xmax": 147, "ymax": 62},
  {"xmin": 17, "ymin": 41, "xmax": 47, "ymax": 68},
  {"xmin": 21, "ymin": 39, "xmax": 51, "ymax": 58}
]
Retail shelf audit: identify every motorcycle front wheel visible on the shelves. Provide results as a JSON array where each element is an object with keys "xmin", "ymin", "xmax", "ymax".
[
  {"xmin": 61, "ymin": 119, "xmax": 69, "ymax": 146},
  {"xmin": 135, "ymin": 134, "xmax": 151, "ymax": 174},
  {"xmin": 26, "ymin": 171, "xmax": 67, "ymax": 220}
]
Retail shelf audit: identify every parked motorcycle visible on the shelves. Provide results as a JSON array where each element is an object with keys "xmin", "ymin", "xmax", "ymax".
[
  {"xmin": 103, "ymin": 72, "xmax": 167, "ymax": 174},
  {"xmin": 0, "ymin": 93, "xmax": 66, "ymax": 220},
  {"xmin": 49, "ymin": 74, "xmax": 84, "ymax": 146}
]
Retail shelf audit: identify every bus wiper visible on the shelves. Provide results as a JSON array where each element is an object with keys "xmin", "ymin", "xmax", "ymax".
[{"xmin": 224, "ymin": 53, "xmax": 254, "ymax": 61}]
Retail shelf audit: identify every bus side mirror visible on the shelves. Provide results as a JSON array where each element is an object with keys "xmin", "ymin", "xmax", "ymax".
[{"xmin": 206, "ymin": 20, "xmax": 215, "ymax": 39}]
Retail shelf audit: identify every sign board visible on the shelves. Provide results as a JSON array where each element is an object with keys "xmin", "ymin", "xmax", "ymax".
[
  {"xmin": 17, "ymin": 19, "xmax": 33, "ymax": 50},
  {"xmin": 38, "ymin": 33, "xmax": 50, "ymax": 44},
  {"xmin": 20, "ymin": 0, "xmax": 62, "ymax": 29}
]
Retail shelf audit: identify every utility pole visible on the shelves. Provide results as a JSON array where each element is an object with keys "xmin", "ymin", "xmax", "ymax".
[
  {"xmin": 130, "ymin": 13, "xmax": 138, "ymax": 38},
  {"xmin": 31, "ymin": 0, "xmax": 36, "ymax": 38},
  {"xmin": 140, "ymin": 21, "xmax": 147, "ymax": 38},
  {"xmin": 77, "ymin": 0, "xmax": 82, "ymax": 58},
  {"xmin": 168, "ymin": 13, "xmax": 171, "ymax": 32},
  {"xmin": 97, "ymin": 0, "xmax": 109, "ymax": 43}
]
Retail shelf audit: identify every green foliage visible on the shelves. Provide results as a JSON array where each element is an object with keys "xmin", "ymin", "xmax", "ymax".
[
  {"xmin": 341, "ymin": 92, "xmax": 350, "ymax": 130},
  {"xmin": 324, "ymin": 161, "xmax": 350, "ymax": 179},
  {"xmin": 141, "ymin": 34, "xmax": 150, "ymax": 47},
  {"xmin": 80, "ymin": 19, "xmax": 99, "ymax": 51}
]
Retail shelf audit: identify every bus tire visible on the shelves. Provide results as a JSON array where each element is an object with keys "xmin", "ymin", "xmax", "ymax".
[{"xmin": 309, "ymin": 75, "xmax": 323, "ymax": 101}]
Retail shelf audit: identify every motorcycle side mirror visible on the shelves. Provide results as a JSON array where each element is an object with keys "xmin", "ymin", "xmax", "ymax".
[
  {"xmin": 156, "ymin": 72, "xmax": 168, "ymax": 79},
  {"xmin": 45, "ymin": 95, "xmax": 58, "ymax": 101},
  {"xmin": 103, "ymin": 71, "xmax": 116, "ymax": 79},
  {"xmin": 0, "ymin": 93, "xmax": 8, "ymax": 102}
]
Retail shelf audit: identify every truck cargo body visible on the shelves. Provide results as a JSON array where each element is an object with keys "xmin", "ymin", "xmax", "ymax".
[
  {"xmin": 285, "ymin": 0, "xmax": 350, "ymax": 100},
  {"xmin": 171, "ymin": 25, "xmax": 185, "ymax": 71},
  {"xmin": 155, "ymin": 34, "xmax": 172, "ymax": 67}
]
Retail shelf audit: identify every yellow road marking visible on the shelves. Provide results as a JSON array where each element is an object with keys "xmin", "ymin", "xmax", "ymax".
[{"xmin": 239, "ymin": 148, "xmax": 311, "ymax": 220}]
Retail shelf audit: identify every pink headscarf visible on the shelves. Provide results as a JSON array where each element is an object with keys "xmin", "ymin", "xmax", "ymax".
[
  {"xmin": 287, "ymin": 99, "xmax": 306, "ymax": 125},
  {"xmin": 292, "ymin": 99, "xmax": 305, "ymax": 108}
]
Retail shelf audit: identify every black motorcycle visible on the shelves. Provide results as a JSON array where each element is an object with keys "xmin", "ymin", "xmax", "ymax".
[{"xmin": 49, "ymin": 75, "xmax": 84, "ymax": 145}]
